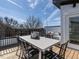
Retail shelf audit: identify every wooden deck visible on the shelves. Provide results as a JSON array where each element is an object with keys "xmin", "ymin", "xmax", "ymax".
[
  {"xmin": 0, "ymin": 46, "xmax": 79, "ymax": 59},
  {"xmin": 53, "ymin": 46, "xmax": 79, "ymax": 59}
]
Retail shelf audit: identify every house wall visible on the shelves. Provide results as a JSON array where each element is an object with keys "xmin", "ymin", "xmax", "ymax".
[
  {"xmin": 61, "ymin": 4, "xmax": 79, "ymax": 44},
  {"xmin": 44, "ymin": 26, "xmax": 61, "ymax": 33}
]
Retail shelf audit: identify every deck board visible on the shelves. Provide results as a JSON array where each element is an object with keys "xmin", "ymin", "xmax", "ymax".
[
  {"xmin": 78, "ymin": 51, "xmax": 79, "ymax": 59},
  {"xmin": 0, "ymin": 46, "xmax": 79, "ymax": 59},
  {"xmin": 67, "ymin": 49, "xmax": 75, "ymax": 59},
  {"xmin": 65, "ymin": 48, "xmax": 71, "ymax": 59},
  {"xmin": 73, "ymin": 50, "xmax": 78, "ymax": 59}
]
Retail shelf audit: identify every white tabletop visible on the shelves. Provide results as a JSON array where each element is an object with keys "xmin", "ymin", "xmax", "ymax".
[{"xmin": 19, "ymin": 35, "xmax": 60, "ymax": 50}]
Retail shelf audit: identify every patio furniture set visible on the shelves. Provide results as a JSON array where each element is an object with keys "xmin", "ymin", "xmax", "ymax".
[{"xmin": 16, "ymin": 32, "xmax": 68, "ymax": 59}]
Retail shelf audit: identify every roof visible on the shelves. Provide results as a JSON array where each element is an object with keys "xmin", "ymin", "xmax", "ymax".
[
  {"xmin": 53, "ymin": 0, "xmax": 79, "ymax": 8},
  {"xmin": 44, "ymin": 26, "xmax": 61, "ymax": 28}
]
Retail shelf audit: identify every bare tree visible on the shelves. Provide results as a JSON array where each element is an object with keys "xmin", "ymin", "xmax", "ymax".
[
  {"xmin": 0, "ymin": 17, "xmax": 5, "ymax": 39},
  {"xmin": 0, "ymin": 17, "xmax": 3, "ymax": 23},
  {"xmin": 4, "ymin": 17, "xmax": 18, "ymax": 27},
  {"xmin": 19, "ymin": 24, "xmax": 24, "ymax": 29},
  {"xmin": 24, "ymin": 16, "xmax": 43, "ymax": 29},
  {"xmin": 10, "ymin": 18, "xmax": 18, "ymax": 27},
  {"xmin": 4, "ymin": 17, "xmax": 9, "ymax": 25}
]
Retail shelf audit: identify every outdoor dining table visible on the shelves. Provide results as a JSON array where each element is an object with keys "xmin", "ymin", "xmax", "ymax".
[{"xmin": 19, "ymin": 35, "xmax": 60, "ymax": 59}]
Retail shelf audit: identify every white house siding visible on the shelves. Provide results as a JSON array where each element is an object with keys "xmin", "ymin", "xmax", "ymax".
[
  {"xmin": 61, "ymin": 4, "xmax": 79, "ymax": 44},
  {"xmin": 44, "ymin": 26, "xmax": 61, "ymax": 33}
]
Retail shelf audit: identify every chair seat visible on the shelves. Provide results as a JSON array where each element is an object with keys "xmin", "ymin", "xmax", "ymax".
[
  {"xmin": 24, "ymin": 47, "xmax": 39, "ymax": 58},
  {"xmin": 45, "ymin": 50, "xmax": 63, "ymax": 59},
  {"xmin": 28, "ymin": 48, "xmax": 39, "ymax": 56}
]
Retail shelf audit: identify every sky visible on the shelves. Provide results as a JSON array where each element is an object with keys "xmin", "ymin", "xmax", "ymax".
[{"xmin": 0, "ymin": 0, "xmax": 61, "ymax": 26}]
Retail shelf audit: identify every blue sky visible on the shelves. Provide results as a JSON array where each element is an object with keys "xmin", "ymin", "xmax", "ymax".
[{"xmin": 0, "ymin": 0, "xmax": 61, "ymax": 26}]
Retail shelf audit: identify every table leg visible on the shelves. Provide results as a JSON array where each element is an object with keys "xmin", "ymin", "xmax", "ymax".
[
  {"xmin": 39, "ymin": 50, "xmax": 46, "ymax": 59},
  {"xmin": 39, "ymin": 50, "xmax": 42, "ymax": 59}
]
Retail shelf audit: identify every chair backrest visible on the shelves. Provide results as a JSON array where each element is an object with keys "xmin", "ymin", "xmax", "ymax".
[{"xmin": 59, "ymin": 41, "xmax": 69, "ymax": 58}]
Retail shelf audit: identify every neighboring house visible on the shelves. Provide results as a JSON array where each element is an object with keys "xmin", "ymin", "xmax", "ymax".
[
  {"xmin": 44, "ymin": 26, "xmax": 61, "ymax": 40},
  {"xmin": 44, "ymin": 26, "xmax": 61, "ymax": 33}
]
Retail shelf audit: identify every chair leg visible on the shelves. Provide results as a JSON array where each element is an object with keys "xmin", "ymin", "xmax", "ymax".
[
  {"xmin": 44, "ymin": 55, "xmax": 46, "ymax": 59},
  {"xmin": 18, "ymin": 44, "xmax": 24, "ymax": 59},
  {"xmin": 22, "ymin": 43, "xmax": 29, "ymax": 59},
  {"xmin": 18, "ymin": 49, "xmax": 22, "ymax": 59},
  {"xmin": 16, "ymin": 45, "xmax": 20, "ymax": 56}
]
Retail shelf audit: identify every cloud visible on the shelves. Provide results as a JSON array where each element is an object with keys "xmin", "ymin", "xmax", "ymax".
[
  {"xmin": 46, "ymin": 9, "xmax": 59, "ymax": 21},
  {"xmin": 0, "ymin": 10, "xmax": 25, "ymax": 24},
  {"xmin": 43, "ymin": 12, "xmax": 47, "ymax": 15},
  {"xmin": 49, "ymin": 0, "xmax": 53, "ymax": 4},
  {"xmin": 27, "ymin": 0, "xmax": 38, "ymax": 9},
  {"xmin": 53, "ymin": 17, "xmax": 61, "ymax": 22},
  {"xmin": 43, "ymin": 3, "xmax": 50, "ymax": 11},
  {"xmin": 41, "ymin": 0, "xmax": 44, "ymax": 2},
  {"xmin": 49, "ymin": 21, "xmax": 61, "ymax": 26},
  {"xmin": 27, "ymin": 0, "xmax": 32, "ymax": 2},
  {"xmin": 42, "ymin": 1, "xmax": 56, "ymax": 16},
  {"xmin": 42, "ymin": 0, "xmax": 54, "ymax": 12},
  {"xmin": 0, "ymin": 6, "xmax": 7, "ymax": 10},
  {"xmin": 7, "ymin": 16, "xmax": 25, "ymax": 24},
  {"xmin": 44, "ymin": 9, "xmax": 60, "ymax": 25},
  {"xmin": 7, "ymin": 0, "xmax": 23, "ymax": 8},
  {"xmin": 12, "ymin": 16, "xmax": 25, "ymax": 24}
]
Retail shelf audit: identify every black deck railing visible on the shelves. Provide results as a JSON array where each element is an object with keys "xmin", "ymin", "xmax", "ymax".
[
  {"xmin": 0, "ymin": 37, "xmax": 18, "ymax": 56},
  {"xmin": 0, "ymin": 28, "xmax": 46, "ymax": 56}
]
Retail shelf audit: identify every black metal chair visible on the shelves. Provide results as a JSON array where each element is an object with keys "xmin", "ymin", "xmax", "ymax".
[
  {"xmin": 22, "ymin": 42, "xmax": 39, "ymax": 59},
  {"xmin": 16, "ymin": 36, "xmax": 22, "ymax": 56},
  {"xmin": 45, "ymin": 41, "xmax": 69, "ymax": 59},
  {"xmin": 16, "ymin": 38, "xmax": 26, "ymax": 59},
  {"xmin": 18, "ymin": 38, "xmax": 39, "ymax": 59}
]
